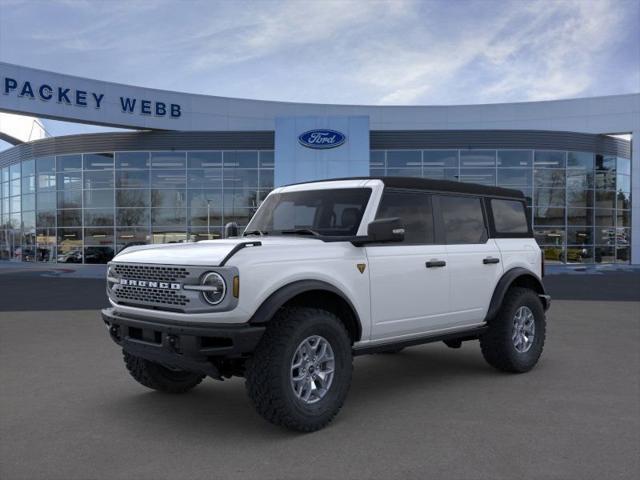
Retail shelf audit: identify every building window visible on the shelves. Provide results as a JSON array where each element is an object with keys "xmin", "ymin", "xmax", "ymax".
[
  {"xmin": 368, "ymin": 147, "xmax": 632, "ymax": 265},
  {"xmin": 0, "ymin": 144, "xmax": 632, "ymax": 265}
]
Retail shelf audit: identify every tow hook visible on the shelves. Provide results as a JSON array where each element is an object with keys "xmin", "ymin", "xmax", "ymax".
[
  {"xmin": 109, "ymin": 324, "xmax": 121, "ymax": 341},
  {"xmin": 167, "ymin": 334, "xmax": 179, "ymax": 352}
]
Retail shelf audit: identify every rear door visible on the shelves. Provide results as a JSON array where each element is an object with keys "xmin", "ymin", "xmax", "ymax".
[
  {"xmin": 488, "ymin": 198, "xmax": 542, "ymax": 278},
  {"xmin": 435, "ymin": 194, "xmax": 503, "ymax": 326},
  {"xmin": 366, "ymin": 189, "xmax": 451, "ymax": 341}
]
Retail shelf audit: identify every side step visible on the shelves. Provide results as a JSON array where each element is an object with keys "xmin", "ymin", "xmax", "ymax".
[{"xmin": 353, "ymin": 325, "xmax": 487, "ymax": 356}]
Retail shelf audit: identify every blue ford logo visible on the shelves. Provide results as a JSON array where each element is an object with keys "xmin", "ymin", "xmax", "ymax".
[{"xmin": 298, "ymin": 129, "xmax": 346, "ymax": 149}]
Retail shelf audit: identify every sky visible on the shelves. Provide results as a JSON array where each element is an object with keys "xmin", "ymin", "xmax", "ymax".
[{"xmin": 0, "ymin": 0, "xmax": 639, "ymax": 143}]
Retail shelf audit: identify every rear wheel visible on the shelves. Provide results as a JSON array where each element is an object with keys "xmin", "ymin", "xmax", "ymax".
[
  {"xmin": 123, "ymin": 351, "xmax": 205, "ymax": 393},
  {"xmin": 245, "ymin": 307, "xmax": 353, "ymax": 432},
  {"xmin": 479, "ymin": 287, "xmax": 546, "ymax": 373}
]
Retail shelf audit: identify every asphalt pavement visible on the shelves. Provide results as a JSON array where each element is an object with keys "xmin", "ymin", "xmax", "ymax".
[{"xmin": 0, "ymin": 268, "xmax": 639, "ymax": 479}]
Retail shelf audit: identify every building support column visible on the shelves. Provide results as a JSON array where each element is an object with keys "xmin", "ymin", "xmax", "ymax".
[{"xmin": 631, "ymin": 129, "xmax": 639, "ymax": 265}]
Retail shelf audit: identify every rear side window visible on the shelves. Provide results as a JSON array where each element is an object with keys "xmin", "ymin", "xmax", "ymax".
[
  {"xmin": 439, "ymin": 195, "xmax": 487, "ymax": 244},
  {"xmin": 376, "ymin": 190, "xmax": 434, "ymax": 244},
  {"xmin": 491, "ymin": 199, "xmax": 529, "ymax": 234}
]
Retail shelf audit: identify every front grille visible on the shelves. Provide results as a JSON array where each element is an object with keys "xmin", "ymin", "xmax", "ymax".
[
  {"xmin": 113, "ymin": 264, "xmax": 189, "ymax": 283},
  {"xmin": 111, "ymin": 263, "xmax": 194, "ymax": 310},
  {"xmin": 108, "ymin": 262, "xmax": 237, "ymax": 313},
  {"xmin": 116, "ymin": 285, "xmax": 190, "ymax": 307}
]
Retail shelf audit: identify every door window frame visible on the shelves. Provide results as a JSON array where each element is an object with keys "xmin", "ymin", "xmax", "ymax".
[
  {"xmin": 485, "ymin": 197, "xmax": 534, "ymax": 238},
  {"xmin": 432, "ymin": 193, "xmax": 489, "ymax": 245},
  {"xmin": 372, "ymin": 188, "xmax": 437, "ymax": 246}
]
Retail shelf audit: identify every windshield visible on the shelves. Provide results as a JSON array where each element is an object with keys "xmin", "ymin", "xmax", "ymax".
[{"xmin": 245, "ymin": 188, "xmax": 372, "ymax": 237}]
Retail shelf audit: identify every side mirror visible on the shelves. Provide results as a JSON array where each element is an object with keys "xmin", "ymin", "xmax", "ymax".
[
  {"xmin": 352, "ymin": 218, "xmax": 405, "ymax": 245},
  {"xmin": 224, "ymin": 222, "xmax": 239, "ymax": 238}
]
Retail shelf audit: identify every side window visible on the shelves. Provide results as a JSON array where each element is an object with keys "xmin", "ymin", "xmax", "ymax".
[
  {"xmin": 491, "ymin": 199, "xmax": 529, "ymax": 234},
  {"xmin": 438, "ymin": 195, "xmax": 487, "ymax": 244},
  {"xmin": 376, "ymin": 190, "xmax": 434, "ymax": 244}
]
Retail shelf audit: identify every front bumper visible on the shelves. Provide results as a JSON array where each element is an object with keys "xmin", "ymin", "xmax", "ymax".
[{"xmin": 102, "ymin": 308, "xmax": 265, "ymax": 377}]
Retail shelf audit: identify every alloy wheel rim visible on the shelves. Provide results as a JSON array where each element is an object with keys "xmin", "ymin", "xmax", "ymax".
[
  {"xmin": 512, "ymin": 306, "xmax": 535, "ymax": 353},
  {"xmin": 290, "ymin": 335, "xmax": 335, "ymax": 404}
]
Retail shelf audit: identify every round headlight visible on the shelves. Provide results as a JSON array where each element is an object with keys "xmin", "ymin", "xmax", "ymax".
[
  {"xmin": 106, "ymin": 265, "xmax": 117, "ymax": 291},
  {"xmin": 201, "ymin": 272, "xmax": 226, "ymax": 305}
]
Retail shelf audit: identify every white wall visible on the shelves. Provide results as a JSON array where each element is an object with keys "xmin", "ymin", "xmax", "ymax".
[{"xmin": 1, "ymin": 62, "xmax": 638, "ymax": 135}]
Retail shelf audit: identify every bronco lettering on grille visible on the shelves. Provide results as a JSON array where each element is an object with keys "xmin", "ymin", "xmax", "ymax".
[{"xmin": 119, "ymin": 279, "xmax": 181, "ymax": 290}]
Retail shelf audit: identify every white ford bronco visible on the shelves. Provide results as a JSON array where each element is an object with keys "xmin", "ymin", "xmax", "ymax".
[{"xmin": 103, "ymin": 177, "xmax": 550, "ymax": 431}]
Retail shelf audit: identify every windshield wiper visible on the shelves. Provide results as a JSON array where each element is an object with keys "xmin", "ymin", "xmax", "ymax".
[
  {"xmin": 280, "ymin": 228, "xmax": 321, "ymax": 237},
  {"xmin": 243, "ymin": 229, "xmax": 268, "ymax": 237}
]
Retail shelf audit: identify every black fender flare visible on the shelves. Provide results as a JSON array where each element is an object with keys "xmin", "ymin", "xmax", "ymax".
[
  {"xmin": 248, "ymin": 280, "xmax": 362, "ymax": 341},
  {"xmin": 484, "ymin": 268, "xmax": 548, "ymax": 322}
]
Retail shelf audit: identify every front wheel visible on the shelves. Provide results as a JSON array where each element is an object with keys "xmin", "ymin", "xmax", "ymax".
[
  {"xmin": 123, "ymin": 351, "xmax": 205, "ymax": 393},
  {"xmin": 479, "ymin": 287, "xmax": 546, "ymax": 373},
  {"xmin": 245, "ymin": 307, "xmax": 353, "ymax": 432}
]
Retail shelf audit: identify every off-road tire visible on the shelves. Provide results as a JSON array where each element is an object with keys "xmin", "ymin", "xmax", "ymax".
[
  {"xmin": 479, "ymin": 287, "xmax": 546, "ymax": 373},
  {"xmin": 245, "ymin": 307, "xmax": 353, "ymax": 432},
  {"xmin": 123, "ymin": 350, "xmax": 205, "ymax": 393}
]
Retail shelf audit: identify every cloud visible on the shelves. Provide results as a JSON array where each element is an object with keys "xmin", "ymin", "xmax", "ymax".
[
  {"xmin": 353, "ymin": 0, "xmax": 633, "ymax": 104},
  {"xmin": 0, "ymin": 0, "xmax": 637, "ymax": 106},
  {"xmin": 379, "ymin": 85, "xmax": 431, "ymax": 105},
  {"xmin": 473, "ymin": 0, "xmax": 627, "ymax": 102},
  {"xmin": 185, "ymin": 0, "xmax": 413, "ymax": 71}
]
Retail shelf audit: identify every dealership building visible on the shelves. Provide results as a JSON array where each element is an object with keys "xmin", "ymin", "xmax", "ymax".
[{"xmin": 0, "ymin": 62, "xmax": 638, "ymax": 265}]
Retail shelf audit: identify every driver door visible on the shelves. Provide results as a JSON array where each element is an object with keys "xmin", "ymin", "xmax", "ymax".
[{"xmin": 366, "ymin": 189, "xmax": 452, "ymax": 341}]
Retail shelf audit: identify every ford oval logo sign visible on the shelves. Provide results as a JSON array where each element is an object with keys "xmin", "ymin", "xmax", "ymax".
[{"xmin": 298, "ymin": 129, "xmax": 346, "ymax": 149}]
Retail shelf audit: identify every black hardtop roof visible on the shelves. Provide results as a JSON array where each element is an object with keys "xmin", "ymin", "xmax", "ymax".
[{"xmin": 286, "ymin": 176, "xmax": 525, "ymax": 199}]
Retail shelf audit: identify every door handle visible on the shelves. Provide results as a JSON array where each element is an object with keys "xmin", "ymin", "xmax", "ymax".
[
  {"xmin": 483, "ymin": 257, "xmax": 500, "ymax": 264},
  {"xmin": 426, "ymin": 260, "xmax": 446, "ymax": 268}
]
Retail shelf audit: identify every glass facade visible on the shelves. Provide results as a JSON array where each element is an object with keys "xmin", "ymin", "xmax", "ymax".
[
  {"xmin": 0, "ymin": 147, "xmax": 631, "ymax": 265},
  {"xmin": 371, "ymin": 149, "xmax": 632, "ymax": 265},
  {"xmin": 0, "ymin": 150, "xmax": 274, "ymax": 263}
]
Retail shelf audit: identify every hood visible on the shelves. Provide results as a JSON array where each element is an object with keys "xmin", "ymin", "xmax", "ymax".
[{"xmin": 112, "ymin": 236, "xmax": 324, "ymax": 266}]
